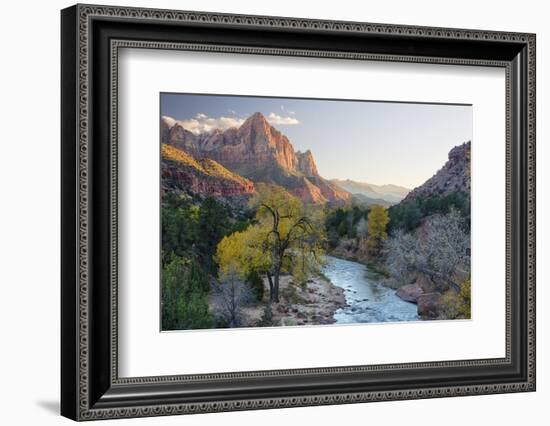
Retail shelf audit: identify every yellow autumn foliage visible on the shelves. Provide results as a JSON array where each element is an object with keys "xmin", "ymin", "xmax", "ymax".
[{"xmin": 366, "ymin": 204, "xmax": 389, "ymax": 257}]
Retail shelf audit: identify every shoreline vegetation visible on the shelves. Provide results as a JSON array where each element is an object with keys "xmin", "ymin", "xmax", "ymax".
[
  {"xmin": 210, "ymin": 274, "xmax": 346, "ymax": 328},
  {"xmin": 160, "ymin": 110, "xmax": 472, "ymax": 330},
  {"xmin": 326, "ymin": 196, "xmax": 471, "ymax": 321}
]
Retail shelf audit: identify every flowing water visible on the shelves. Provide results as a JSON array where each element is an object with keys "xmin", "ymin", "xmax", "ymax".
[{"xmin": 323, "ymin": 255, "xmax": 419, "ymax": 324}]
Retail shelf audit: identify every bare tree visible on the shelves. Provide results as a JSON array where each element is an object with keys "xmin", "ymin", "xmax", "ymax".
[
  {"xmin": 420, "ymin": 208, "xmax": 470, "ymax": 288},
  {"xmin": 385, "ymin": 208, "xmax": 470, "ymax": 290},
  {"xmin": 356, "ymin": 216, "xmax": 368, "ymax": 238},
  {"xmin": 356, "ymin": 216, "xmax": 369, "ymax": 252},
  {"xmin": 385, "ymin": 229, "xmax": 418, "ymax": 285},
  {"xmin": 214, "ymin": 266, "xmax": 253, "ymax": 328}
]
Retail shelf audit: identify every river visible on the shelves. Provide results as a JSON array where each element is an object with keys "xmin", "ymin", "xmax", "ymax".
[{"xmin": 322, "ymin": 255, "xmax": 419, "ymax": 324}]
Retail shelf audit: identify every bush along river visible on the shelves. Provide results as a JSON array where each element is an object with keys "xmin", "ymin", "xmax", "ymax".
[{"xmin": 323, "ymin": 256, "xmax": 419, "ymax": 324}]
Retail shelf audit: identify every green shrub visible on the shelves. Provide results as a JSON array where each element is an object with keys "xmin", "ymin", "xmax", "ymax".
[
  {"xmin": 459, "ymin": 278, "xmax": 471, "ymax": 318},
  {"xmin": 438, "ymin": 277, "xmax": 471, "ymax": 320}
]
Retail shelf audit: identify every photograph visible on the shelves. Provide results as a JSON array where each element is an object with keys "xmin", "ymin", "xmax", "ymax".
[
  {"xmin": 56, "ymin": 4, "xmax": 536, "ymax": 420},
  {"xmin": 160, "ymin": 93, "xmax": 472, "ymax": 331}
]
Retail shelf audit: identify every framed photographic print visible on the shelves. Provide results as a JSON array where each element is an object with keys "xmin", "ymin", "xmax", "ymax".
[{"xmin": 61, "ymin": 4, "xmax": 536, "ymax": 421}]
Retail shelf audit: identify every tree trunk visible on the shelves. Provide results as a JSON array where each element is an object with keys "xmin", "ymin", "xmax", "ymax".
[
  {"xmin": 272, "ymin": 270, "xmax": 280, "ymax": 303},
  {"xmin": 269, "ymin": 245, "xmax": 282, "ymax": 303},
  {"xmin": 266, "ymin": 272, "xmax": 274, "ymax": 303}
]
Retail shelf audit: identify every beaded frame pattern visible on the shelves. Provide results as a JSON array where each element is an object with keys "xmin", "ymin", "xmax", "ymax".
[{"xmin": 74, "ymin": 4, "xmax": 535, "ymax": 420}]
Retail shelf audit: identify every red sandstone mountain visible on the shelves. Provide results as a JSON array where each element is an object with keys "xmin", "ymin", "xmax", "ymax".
[
  {"xmin": 403, "ymin": 141, "xmax": 471, "ymax": 202},
  {"xmin": 161, "ymin": 144, "xmax": 254, "ymax": 198},
  {"xmin": 161, "ymin": 112, "xmax": 350, "ymax": 204}
]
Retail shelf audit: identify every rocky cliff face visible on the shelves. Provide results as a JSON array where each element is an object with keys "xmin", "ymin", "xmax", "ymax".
[
  {"xmin": 295, "ymin": 150, "xmax": 318, "ymax": 177},
  {"xmin": 161, "ymin": 144, "xmax": 255, "ymax": 198},
  {"xmin": 403, "ymin": 141, "xmax": 471, "ymax": 202},
  {"xmin": 162, "ymin": 112, "xmax": 350, "ymax": 204}
]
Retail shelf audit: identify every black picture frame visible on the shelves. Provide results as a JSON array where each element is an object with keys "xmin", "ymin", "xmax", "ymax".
[{"xmin": 61, "ymin": 4, "xmax": 536, "ymax": 421}]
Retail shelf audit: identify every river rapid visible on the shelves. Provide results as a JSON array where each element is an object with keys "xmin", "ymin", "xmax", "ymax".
[{"xmin": 322, "ymin": 255, "xmax": 419, "ymax": 324}]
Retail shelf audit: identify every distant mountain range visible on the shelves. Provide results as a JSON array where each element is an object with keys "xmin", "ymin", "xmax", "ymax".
[
  {"xmin": 349, "ymin": 193, "xmax": 394, "ymax": 208},
  {"xmin": 161, "ymin": 112, "xmax": 349, "ymax": 204},
  {"xmin": 330, "ymin": 179, "xmax": 410, "ymax": 205}
]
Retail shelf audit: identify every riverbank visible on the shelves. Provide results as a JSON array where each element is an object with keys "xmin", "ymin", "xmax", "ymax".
[
  {"xmin": 334, "ymin": 244, "xmax": 435, "ymax": 308},
  {"xmin": 324, "ymin": 256, "xmax": 419, "ymax": 324},
  {"xmin": 238, "ymin": 274, "xmax": 347, "ymax": 327},
  {"xmin": 208, "ymin": 255, "xmax": 422, "ymax": 328},
  {"xmin": 328, "ymin": 247, "xmax": 390, "ymax": 278}
]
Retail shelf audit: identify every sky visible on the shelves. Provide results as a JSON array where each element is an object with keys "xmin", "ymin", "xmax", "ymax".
[{"xmin": 161, "ymin": 93, "xmax": 472, "ymax": 189}]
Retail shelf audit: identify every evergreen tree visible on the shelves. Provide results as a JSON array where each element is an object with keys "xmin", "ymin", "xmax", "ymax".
[
  {"xmin": 161, "ymin": 254, "xmax": 212, "ymax": 330},
  {"xmin": 196, "ymin": 197, "xmax": 230, "ymax": 274}
]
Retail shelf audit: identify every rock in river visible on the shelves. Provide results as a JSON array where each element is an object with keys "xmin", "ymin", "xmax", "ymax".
[{"xmin": 396, "ymin": 283, "xmax": 424, "ymax": 303}]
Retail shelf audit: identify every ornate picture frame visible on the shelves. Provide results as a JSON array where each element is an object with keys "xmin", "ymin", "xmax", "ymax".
[{"xmin": 61, "ymin": 4, "xmax": 535, "ymax": 421}]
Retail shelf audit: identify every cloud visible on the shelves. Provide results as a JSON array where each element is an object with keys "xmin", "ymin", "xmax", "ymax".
[
  {"xmin": 167, "ymin": 111, "xmax": 300, "ymax": 135},
  {"xmin": 176, "ymin": 113, "xmax": 245, "ymax": 135},
  {"xmin": 161, "ymin": 115, "xmax": 177, "ymax": 127},
  {"xmin": 267, "ymin": 112, "xmax": 300, "ymax": 125}
]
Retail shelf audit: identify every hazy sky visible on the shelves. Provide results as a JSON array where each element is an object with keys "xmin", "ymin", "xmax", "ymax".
[{"xmin": 161, "ymin": 93, "xmax": 472, "ymax": 189}]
